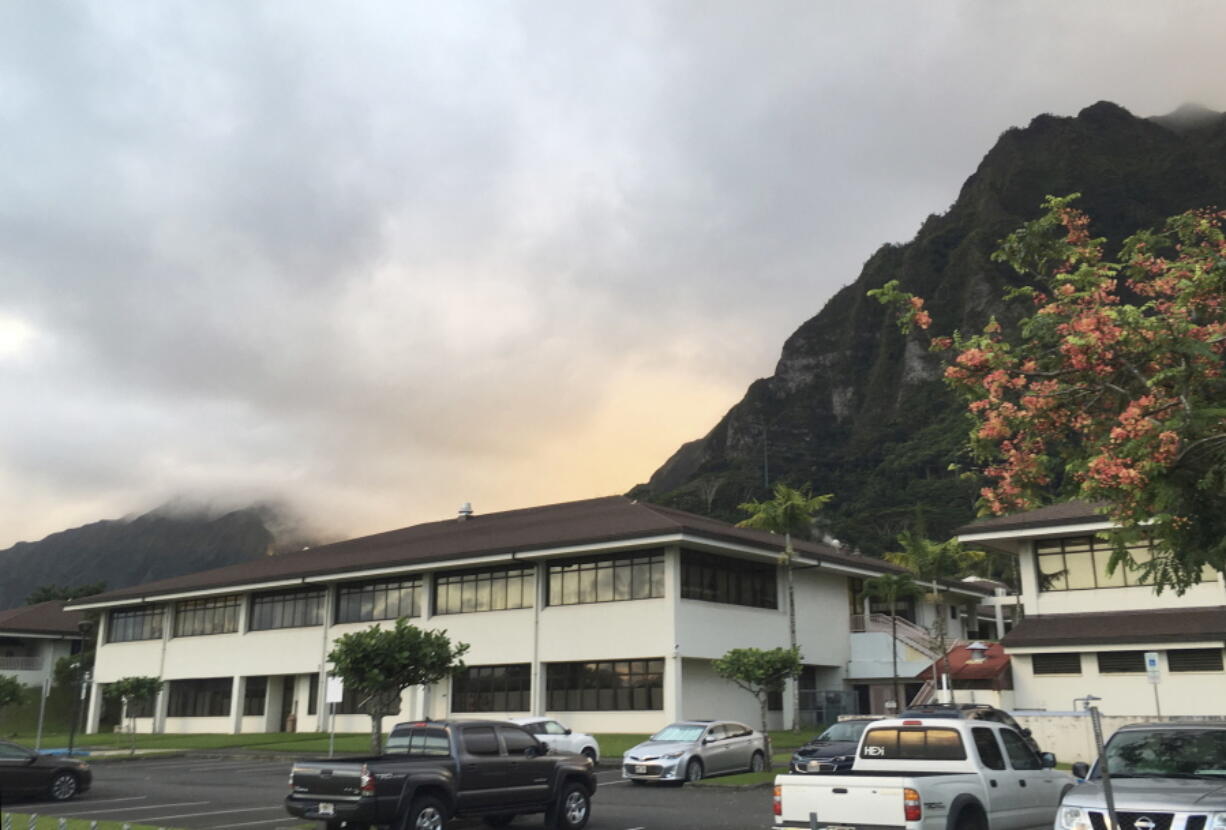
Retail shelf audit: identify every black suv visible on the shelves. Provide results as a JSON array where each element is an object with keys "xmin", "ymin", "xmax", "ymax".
[{"xmin": 900, "ymin": 703, "xmax": 1041, "ymax": 754}]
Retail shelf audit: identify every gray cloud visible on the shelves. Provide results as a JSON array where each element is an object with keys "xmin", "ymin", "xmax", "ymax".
[{"xmin": 3, "ymin": 0, "xmax": 1226, "ymax": 546}]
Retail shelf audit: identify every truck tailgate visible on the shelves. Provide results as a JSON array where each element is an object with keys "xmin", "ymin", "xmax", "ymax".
[
  {"xmin": 776, "ymin": 774, "xmax": 908, "ymax": 828},
  {"xmin": 290, "ymin": 762, "xmax": 364, "ymax": 802}
]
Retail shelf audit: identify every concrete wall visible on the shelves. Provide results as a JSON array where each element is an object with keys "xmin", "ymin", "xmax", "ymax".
[
  {"xmin": 847, "ymin": 632, "xmax": 932, "ymax": 680},
  {"xmin": 0, "ymin": 637, "xmax": 76, "ymax": 690},
  {"xmin": 1014, "ymin": 712, "xmax": 1226, "ymax": 765}
]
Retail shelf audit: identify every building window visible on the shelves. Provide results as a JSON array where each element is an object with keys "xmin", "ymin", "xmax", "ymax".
[
  {"xmin": 307, "ymin": 672, "xmax": 319, "ymax": 715},
  {"xmin": 1168, "ymin": 648, "xmax": 1224, "ymax": 672},
  {"xmin": 243, "ymin": 677, "xmax": 267, "ymax": 716},
  {"xmin": 1097, "ymin": 651, "xmax": 1146, "ymax": 673},
  {"xmin": 336, "ymin": 577, "xmax": 421, "ymax": 623},
  {"xmin": 250, "ymin": 588, "xmax": 325, "ymax": 630},
  {"xmin": 333, "ymin": 684, "xmax": 398, "ymax": 715},
  {"xmin": 546, "ymin": 551, "xmax": 665, "ymax": 606},
  {"xmin": 107, "ymin": 606, "xmax": 164, "ymax": 643},
  {"xmin": 452, "ymin": 664, "xmax": 531, "ymax": 712},
  {"xmin": 167, "ymin": 678, "xmax": 232, "ymax": 717},
  {"xmin": 1032, "ymin": 653, "xmax": 1082, "ymax": 675},
  {"xmin": 680, "ymin": 550, "xmax": 778, "ymax": 609},
  {"xmin": 1035, "ymin": 535, "xmax": 1214, "ymax": 592},
  {"xmin": 433, "ymin": 565, "xmax": 534, "ymax": 615},
  {"xmin": 173, "ymin": 595, "xmax": 241, "ymax": 637},
  {"xmin": 545, "ymin": 658, "xmax": 664, "ymax": 711}
]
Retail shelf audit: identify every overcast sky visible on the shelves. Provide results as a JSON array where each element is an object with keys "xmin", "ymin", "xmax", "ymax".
[{"xmin": 2, "ymin": 1, "xmax": 1225, "ymax": 548}]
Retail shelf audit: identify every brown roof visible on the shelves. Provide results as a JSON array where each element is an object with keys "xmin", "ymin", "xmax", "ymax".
[
  {"xmin": 955, "ymin": 501, "xmax": 1111, "ymax": 536},
  {"xmin": 918, "ymin": 641, "xmax": 1011, "ymax": 681},
  {"xmin": 1002, "ymin": 606, "xmax": 1226, "ymax": 648},
  {"xmin": 69, "ymin": 496, "xmax": 927, "ymax": 607},
  {"xmin": 0, "ymin": 601, "xmax": 86, "ymax": 636}
]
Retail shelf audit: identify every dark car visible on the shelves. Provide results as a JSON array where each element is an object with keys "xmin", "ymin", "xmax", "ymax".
[
  {"xmin": 0, "ymin": 740, "xmax": 92, "ymax": 802},
  {"xmin": 899, "ymin": 703, "xmax": 1042, "ymax": 754},
  {"xmin": 789, "ymin": 718, "xmax": 877, "ymax": 774}
]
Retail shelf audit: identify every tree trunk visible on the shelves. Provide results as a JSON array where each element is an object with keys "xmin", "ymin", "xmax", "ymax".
[
  {"xmin": 786, "ymin": 533, "xmax": 799, "ymax": 732},
  {"xmin": 370, "ymin": 714, "xmax": 383, "ymax": 755},
  {"xmin": 890, "ymin": 601, "xmax": 901, "ymax": 712}
]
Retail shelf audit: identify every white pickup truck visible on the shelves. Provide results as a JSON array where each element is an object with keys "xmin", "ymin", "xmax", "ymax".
[{"xmin": 773, "ymin": 717, "xmax": 1073, "ymax": 830}]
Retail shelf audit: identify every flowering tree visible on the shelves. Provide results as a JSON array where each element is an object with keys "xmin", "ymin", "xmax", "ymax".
[{"xmin": 870, "ymin": 195, "xmax": 1226, "ymax": 593}]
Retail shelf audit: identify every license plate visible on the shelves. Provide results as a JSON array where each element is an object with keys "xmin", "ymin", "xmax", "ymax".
[
  {"xmin": 316, "ymin": 803, "xmax": 335, "ymax": 817},
  {"xmin": 634, "ymin": 764, "xmax": 647, "ymax": 774}
]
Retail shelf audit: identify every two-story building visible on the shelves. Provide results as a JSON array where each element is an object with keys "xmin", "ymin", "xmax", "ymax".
[
  {"xmin": 70, "ymin": 496, "xmax": 987, "ymax": 735},
  {"xmin": 957, "ymin": 501, "xmax": 1226, "ymax": 715},
  {"xmin": 0, "ymin": 601, "xmax": 86, "ymax": 691}
]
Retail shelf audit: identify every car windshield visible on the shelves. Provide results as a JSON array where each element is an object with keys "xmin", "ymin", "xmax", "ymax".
[
  {"xmin": 651, "ymin": 724, "xmax": 705, "ymax": 743},
  {"xmin": 816, "ymin": 721, "xmax": 870, "ymax": 742},
  {"xmin": 1102, "ymin": 730, "xmax": 1226, "ymax": 778}
]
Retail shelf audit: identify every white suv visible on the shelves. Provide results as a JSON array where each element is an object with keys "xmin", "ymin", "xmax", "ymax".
[{"xmin": 509, "ymin": 717, "xmax": 600, "ymax": 763}]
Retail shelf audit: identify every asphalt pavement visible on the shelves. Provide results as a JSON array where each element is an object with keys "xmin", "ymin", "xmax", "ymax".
[{"xmin": 1, "ymin": 753, "xmax": 775, "ymax": 830}]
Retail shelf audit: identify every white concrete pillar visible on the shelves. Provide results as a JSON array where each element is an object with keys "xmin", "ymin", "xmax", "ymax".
[
  {"xmin": 665, "ymin": 545, "xmax": 684, "ymax": 721},
  {"xmin": 84, "ymin": 680, "xmax": 103, "ymax": 734},
  {"xmin": 153, "ymin": 686, "xmax": 168, "ymax": 734},
  {"xmin": 230, "ymin": 676, "xmax": 245, "ymax": 734},
  {"xmin": 532, "ymin": 564, "xmax": 546, "ymax": 716}
]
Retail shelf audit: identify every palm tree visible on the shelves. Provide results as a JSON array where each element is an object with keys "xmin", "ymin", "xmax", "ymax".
[
  {"xmin": 884, "ymin": 528, "xmax": 986, "ymax": 702},
  {"xmin": 859, "ymin": 572, "xmax": 922, "ymax": 712},
  {"xmin": 737, "ymin": 483, "xmax": 832, "ymax": 731}
]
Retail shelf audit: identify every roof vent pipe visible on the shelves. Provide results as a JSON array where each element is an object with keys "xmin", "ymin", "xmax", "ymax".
[{"xmin": 458, "ymin": 502, "xmax": 473, "ymax": 521}]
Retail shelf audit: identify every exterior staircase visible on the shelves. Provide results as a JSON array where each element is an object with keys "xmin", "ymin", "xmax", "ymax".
[{"xmin": 850, "ymin": 613, "xmax": 941, "ymax": 661}]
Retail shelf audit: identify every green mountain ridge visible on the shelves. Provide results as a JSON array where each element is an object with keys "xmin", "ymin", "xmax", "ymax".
[{"xmin": 630, "ymin": 101, "xmax": 1226, "ymax": 554}]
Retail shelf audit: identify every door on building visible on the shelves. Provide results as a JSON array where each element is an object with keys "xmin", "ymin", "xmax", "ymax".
[{"xmin": 281, "ymin": 676, "xmax": 297, "ymax": 732}]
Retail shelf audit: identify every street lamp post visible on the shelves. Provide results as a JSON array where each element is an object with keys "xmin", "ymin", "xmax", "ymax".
[{"xmin": 66, "ymin": 619, "xmax": 95, "ymax": 756}]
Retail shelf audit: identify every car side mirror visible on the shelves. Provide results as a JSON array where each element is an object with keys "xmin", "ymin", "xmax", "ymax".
[
  {"xmin": 703, "ymin": 737, "xmax": 715, "ymax": 744},
  {"xmin": 564, "ymin": 728, "xmax": 572, "ymax": 735},
  {"xmin": 1040, "ymin": 752, "xmax": 1057, "ymax": 769},
  {"xmin": 526, "ymin": 744, "xmax": 544, "ymax": 758},
  {"xmin": 1072, "ymin": 761, "xmax": 1090, "ymax": 780},
  {"xmin": 1022, "ymin": 728, "xmax": 1033, "ymax": 737}
]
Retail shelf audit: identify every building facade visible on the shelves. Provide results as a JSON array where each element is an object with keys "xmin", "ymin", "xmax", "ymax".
[
  {"xmin": 71, "ymin": 496, "xmax": 983, "ymax": 735},
  {"xmin": 0, "ymin": 601, "xmax": 85, "ymax": 691},
  {"xmin": 957, "ymin": 501, "xmax": 1226, "ymax": 716}
]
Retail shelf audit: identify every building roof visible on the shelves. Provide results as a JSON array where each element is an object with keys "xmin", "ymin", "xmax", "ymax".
[
  {"xmin": 955, "ymin": 501, "xmax": 1111, "ymax": 537},
  {"xmin": 70, "ymin": 496, "xmax": 966, "ymax": 608},
  {"xmin": 1002, "ymin": 606, "xmax": 1226, "ymax": 648},
  {"xmin": 917, "ymin": 641, "xmax": 1011, "ymax": 682},
  {"xmin": 0, "ymin": 601, "xmax": 86, "ymax": 636}
]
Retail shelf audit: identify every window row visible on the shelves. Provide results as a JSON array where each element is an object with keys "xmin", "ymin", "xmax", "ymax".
[
  {"xmin": 1031, "ymin": 648, "xmax": 1225, "ymax": 675},
  {"xmin": 1035, "ymin": 535, "xmax": 1216, "ymax": 592},
  {"xmin": 107, "ymin": 549, "xmax": 777, "ymax": 642},
  {"xmin": 450, "ymin": 659, "xmax": 666, "ymax": 713}
]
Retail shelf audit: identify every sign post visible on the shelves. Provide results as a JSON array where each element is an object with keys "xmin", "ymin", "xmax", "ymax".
[
  {"xmin": 1144, "ymin": 651, "xmax": 1161, "ymax": 716},
  {"xmin": 34, "ymin": 677, "xmax": 50, "ymax": 752},
  {"xmin": 326, "ymin": 675, "xmax": 345, "ymax": 758}
]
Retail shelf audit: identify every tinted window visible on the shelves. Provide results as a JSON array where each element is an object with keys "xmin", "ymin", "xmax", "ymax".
[
  {"xmin": 463, "ymin": 726, "xmax": 500, "ymax": 756},
  {"xmin": 861, "ymin": 728, "xmax": 967, "ymax": 760},
  {"xmin": 0, "ymin": 742, "xmax": 34, "ymax": 760},
  {"xmin": 387, "ymin": 727, "xmax": 450, "ymax": 756},
  {"xmin": 705, "ymin": 724, "xmax": 728, "ymax": 741},
  {"xmin": 972, "ymin": 727, "xmax": 1006, "ymax": 770},
  {"xmin": 542, "ymin": 721, "xmax": 567, "ymax": 736},
  {"xmin": 1000, "ymin": 729, "xmax": 1041, "ymax": 770},
  {"xmin": 499, "ymin": 726, "xmax": 539, "ymax": 756}
]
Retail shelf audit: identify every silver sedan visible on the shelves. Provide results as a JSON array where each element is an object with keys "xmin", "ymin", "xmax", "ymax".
[{"xmin": 622, "ymin": 720, "xmax": 769, "ymax": 784}]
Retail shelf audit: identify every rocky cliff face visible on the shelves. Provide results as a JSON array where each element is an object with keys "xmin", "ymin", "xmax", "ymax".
[{"xmin": 631, "ymin": 102, "xmax": 1226, "ymax": 554}]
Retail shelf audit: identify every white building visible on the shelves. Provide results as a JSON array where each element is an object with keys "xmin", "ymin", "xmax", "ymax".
[
  {"xmin": 0, "ymin": 601, "xmax": 86, "ymax": 690},
  {"xmin": 70, "ymin": 496, "xmax": 985, "ymax": 735},
  {"xmin": 957, "ymin": 501, "xmax": 1226, "ymax": 716}
]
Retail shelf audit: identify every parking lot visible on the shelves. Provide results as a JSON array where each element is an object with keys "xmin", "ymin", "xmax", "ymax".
[{"xmin": 3, "ymin": 755, "xmax": 774, "ymax": 830}]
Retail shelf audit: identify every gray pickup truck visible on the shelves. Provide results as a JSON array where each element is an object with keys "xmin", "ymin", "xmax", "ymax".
[
  {"xmin": 1058, "ymin": 722, "xmax": 1226, "ymax": 830},
  {"xmin": 285, "ymin": 719, "xmax": 596, "ymax": 830}
]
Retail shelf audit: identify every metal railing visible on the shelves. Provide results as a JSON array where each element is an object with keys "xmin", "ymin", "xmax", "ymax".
[{"xmin": 849, "ymin": 614, "xmax": 940, "ymax": 660}]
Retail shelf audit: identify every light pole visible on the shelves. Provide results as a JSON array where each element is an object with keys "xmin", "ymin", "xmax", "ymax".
[{"xmin": 66, "ymin": 619, "xmax": 94, "ymax": 756}]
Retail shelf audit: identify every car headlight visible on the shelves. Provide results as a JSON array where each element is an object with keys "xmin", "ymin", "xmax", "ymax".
[
  {"xmin": 662, "ymin": 751, "xmax": 685, "ymax": 759},
  {"xmin": 1059, "ymin": 806, "xmax": 1091, "ymax": 830},
  {"xmin": 1210, "ymin": 815, "xmax": 1226, "ymax": 830}
]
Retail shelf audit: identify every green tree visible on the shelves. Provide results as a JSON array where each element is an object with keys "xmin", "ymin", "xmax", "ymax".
[
  {"xmin": 103, "ymin": 676, "xmax": 162, "ymax": 755},
  {"xmin": 328, "ymin": 619, "xmax": 469, "ymax": 754},
  {"xmin": 871, "ymin": 197, "xmax": 1226, "ymax": 593},
  {"xmin": 712, "ymin": 646, "xmax": 803, "ymax": 737},
  {"xmin": 0, "ymin": 675, "xmax": 25, "ymax": 726},
  {"xmin": 737, "ymin": 483, "xmax": 832, "ymax": 731},
  {"xmin": 858, "ymin": 572, "xmax": 922, "ymax": 712},
  {"xmin": 884, "ymin": 528, "xmax": 985, "ymax": 699},
  {"xmin": 25, "ymin": 583, "xmax": 107, "ymax": 605}
]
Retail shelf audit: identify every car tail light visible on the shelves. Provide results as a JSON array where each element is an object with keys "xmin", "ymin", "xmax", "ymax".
[
  {"xmin": 904, "ymin": 787, "xmax": 921, "ymax": 822},
  {"xmin": 773, "ymin": 785, "xmax": 782, "ymax": 816},
  {"xmin": 360, "ymin": 764, "xmax": 376, "ymax": 797}
]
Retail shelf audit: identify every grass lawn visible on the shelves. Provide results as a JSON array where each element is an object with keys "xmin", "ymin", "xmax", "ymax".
[{"xmin": 0, "ymin": 814, "xmax": 170, "ymax": 830}]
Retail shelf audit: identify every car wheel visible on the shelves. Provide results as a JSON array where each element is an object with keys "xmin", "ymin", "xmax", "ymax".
[
  {"xmin": 545, "ymin": 781, "xmax": 590, "ymax": 830},
  {"xmin": 404, "ymin": 796, "xmax": 448, "ymax": 830},
  {"xmin": 482, "ymin": 814, "xmax": 515, "ymax": 827},
  {"xmin": 955, "ymin": 806, "xmax": 988, "ymax": 830},
  {"xmin": 49, "ymin": 771, "xmax": 79, "ymax": 801},
  {"xmin": 749, "ymin": 751, "xmax": 766, "ymax": 773},
  {"xmin": 685, "ymin": 758, "xmax": 703, "ymax": 783},
  {"xmin": 580, "ymin": 746, "xmax": 597, "ymax": 764}
]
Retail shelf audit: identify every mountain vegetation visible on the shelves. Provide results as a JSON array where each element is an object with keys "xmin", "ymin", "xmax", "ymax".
[
  {"xmin": 0, "ymin": 503, "xmax": 310, "ymax": 610},
  {"xmin": 630, "ymin": 101, "xmax": 1226, "ymax": 556}
]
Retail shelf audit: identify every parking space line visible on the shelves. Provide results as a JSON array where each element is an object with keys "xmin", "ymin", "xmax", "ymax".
[
  {"xmin": 30, "ymin": 796, "xmax": 149, "ymax": 810},
  {"xmin": 209, "ymin": 819, "xmax": 303, "ymax": 829},
  {"xmin": 53, "ymin": 801, "xmax": 211, "ymax": 816},
  {"xmin": 141, "ymin": 807, "xmax": 282, "ymax": 822}
]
